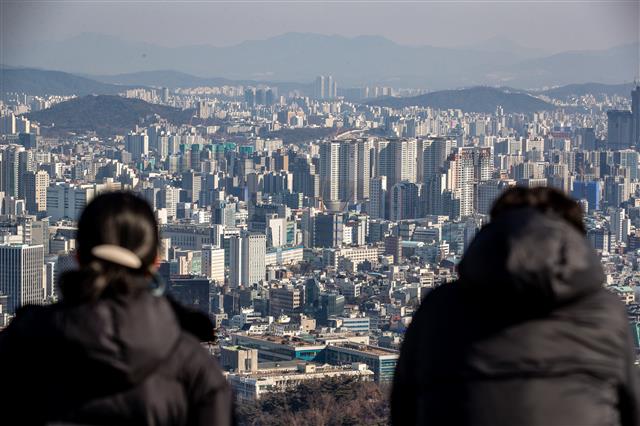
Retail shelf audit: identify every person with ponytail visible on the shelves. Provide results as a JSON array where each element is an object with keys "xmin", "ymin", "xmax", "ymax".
[{"xmin": 0, "ymin": 192, "xmax": 234, "ymax": 425}]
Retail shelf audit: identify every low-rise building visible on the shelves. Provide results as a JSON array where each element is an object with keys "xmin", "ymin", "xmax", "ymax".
[
  {"xmin": 323, "ymin": 343, "xmax": 399, "ymax": 383},
  {"xmin": 231, "ymin": 334, "xmax": 326, "ymax": 362},
  {"xmin": 227, "ymin": 362, "xmax": 374, "ymax": 402}
]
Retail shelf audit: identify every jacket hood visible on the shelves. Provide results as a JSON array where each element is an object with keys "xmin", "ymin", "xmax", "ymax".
[
  {"xmin": 50, "ymin": 291, "xmax": 182, "ymax": 388},
  {"xmin": 458, "ymin": 208, "xmax": 604, "ymax": 315}
]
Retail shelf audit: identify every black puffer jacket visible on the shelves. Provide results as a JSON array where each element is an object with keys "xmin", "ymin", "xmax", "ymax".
[
  {"xmin": 392, "ymin": 209, "xmax": 640, "ymax": 426},
  {"xmin": 0, "ymin": 291, "xmax": 233, "ymax": 425}
]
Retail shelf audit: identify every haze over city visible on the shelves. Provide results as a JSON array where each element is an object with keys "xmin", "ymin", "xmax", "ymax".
[
  {"xmin": 3, "ymin": 0, "xmax": 639, "ymax": 50},
  {"xmin": 2, "ymin": 0, "xmax": 639, "ymax": 88}
]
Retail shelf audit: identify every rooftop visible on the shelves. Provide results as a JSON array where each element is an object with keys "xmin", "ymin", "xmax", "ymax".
[
  {"xmin": 234, "ymin": 333, "xmax": 323, "ymax": 347},
  {"xmin": 329, "ymin": 343, "xmax": 399, "ymax": 357},
  {"xmin": 229, "ymin": 362, "xmax": 372, "ymax": 379}
]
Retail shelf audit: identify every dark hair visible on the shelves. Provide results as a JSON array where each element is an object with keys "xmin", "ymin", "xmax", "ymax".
[
  {"xmin": 490, "ymin": 186, "xmax": 585, "ymax": 234},
  {"xmin": 60, "ymin": 191, "xmax": 160, "ymax": 303}
]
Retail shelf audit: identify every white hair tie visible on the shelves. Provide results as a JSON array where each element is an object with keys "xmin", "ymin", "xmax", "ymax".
[{"xmin": 91, "ymin": 245, "xmax": 143, "ymax": 269}]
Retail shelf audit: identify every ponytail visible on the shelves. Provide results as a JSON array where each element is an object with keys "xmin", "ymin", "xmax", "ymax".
[{"xmin": 59, "ymin": 259, "xmax": 149, "ymax": 304}]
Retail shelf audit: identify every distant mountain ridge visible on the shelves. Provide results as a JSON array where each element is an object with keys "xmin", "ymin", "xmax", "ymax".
[
  {"xmin": 368, "ymin": 87, "xmax": 554, "ymax": 113},
  {"xmin": 505, "ymin": 43, "xmax": 639, "ymax": 89},
  {"xmin": 88, "ymin": 70, "xmax": 235, "ymax": 87},
  {"xmin": 538, "ymin": 82, "xmax": 637, "ymax": 99},
  {"xmin": 465, "ymin": 35, "xmax": 549, "ymax": 60},
  {"xmin": 1, "ymin": 67, "xmax": 310, "ymax": 97},
  {"xmin": 4, "ymin": 32, "xmax": 637, "ymax": 89},
  {"xmin": 88, "ymin": 70, "xmax": 311, "ymax": 93},
  {"xmin": 25, "ymin": 95, "xmax": 194, "ymax": 135},
  {"xmin": 0, "ymin": 67, "xmax": 129, "ymax": 97}
]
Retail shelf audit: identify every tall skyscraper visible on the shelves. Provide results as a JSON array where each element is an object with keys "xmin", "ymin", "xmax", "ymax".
[
  {"xmin": 320, "ymin": 139, "xmax": 373, "ymax": 207},
  {"xmin": 313, "ymin": 213, "xmax": 343, "ymax": 248},
  {"xmin": 327, "ymin": 75, "xmax": 337, "ymax": 99},
  {"xmin": 356, "ymin": 139, "xmax": 373, "ymax": 201},
  {"xmin": 17, "ymin": 150, "xmax": 35, "ymax": 198},
  {"xmin": 125, "ymin": 132, "xmax": 149, "ymax": 159},
  {"xmin": 244, "ymin": 88, "xmax": 256, "ymax": 107},
  {"xmin": 577, "ymin": 127, "xmax": 597, "ymax": 151},
  {"xmin": 229, "ymin": 233, "xmax": 266, "ymax": 288},
  {"xmin": 422, "ymin": 137, "xmax": 453, "ymax": 183},
  {"xmin": 0, "ymin": 113, "xmax": 16, "ymax": 135},
  {"xmin": 614, "ymin": 149, "xmax": 639, "ymax": 181},
  {"xmin": 0, "ymin": 244, "xmax": 44, "ymax": 314},
  {"xmin": 241, "ymin": 233, "xmax": 266, "ymax": 287},
  {"xmin": 319, "ymin": 141, "xmax": 341, "ymax": 205},
  {"xmin": 610, "ymin": 208, "xmax": 630, "ymax": 244},
  {"xmin": 314, "ymin": 76, "xmax": 326, "ymax": 100},
  {"xmin": 265, "ymin": 87, "xmax": 278, "ymax": 106},
  {"xmin": 182, "ymin": 171, "xmax": 202, "ymax": 204},
  {"xmin": 607, "ymin": 110, "xmax": 633, "ymax": 149},
  {"xmin": 265, "ymin": 216, "xmax": 287, "ymax": 248},
  {"xmin": 395, "ymin": 139, "xmax": 417, "ymax": 184},
  {"xmin": 23, "ymin": 170, "xmax": 49, "ymax": 214},
  {"xmin": 604, "ymin": 175, "xmax": 630, "ymax": 207},
  {"xmin": 212, "ymin": 200, "xmax": 236, "ymax": 228},
  {"xmin": 314, "ymin": 75, "xmax": 337, "ymax": 99},
  {"xmin": 228, "ymin": 235, "xmax": 242, "ymax": 288},
  {"xmin": 0, "ymin": 145, "xmax": 25, "ymax": 197},
  {"xmin": 158, "ymin": 186, "xmax": 181, "ymax": 219},
  {"xmin": 201, "ymin": 245, "xmax": 225, "ymax": 285},
  {"xmin": 390, "ymin": 181, "xmax": 421, "ymax": 221},
  {"xmin": 424, "ymin": 173, "xmax": 447, "ymax": 216},
  {"xmin": 369, "ymin": 176, "xmax": 387, "ymax": 219},
  {"xmin": 444, "ymin": 147, "xmax": 492, "ymax": 217},
  {"xmin": 476, "ymin": 179, "xmax": 513, "ymax": 215},
  {"xmin": 572, "ymin": 180, "xmax": 602, "ymax": 212},
  {"xmin": 18, "ymin": 133, "xmax": 38, "ymax": 150},
  {"xmin": 632, "ymin": 85, "xmax": 640, "ymax": 147},
  {"xmin": 376, "ymin": 139, "xmax": 417, "ymax": 189},
  {"xmin": 301, "ymin": 207, "xmax": 317, "ymax": 248},
  {"xmin": 338, "ymin": 141, "xmax": 358, "ymax": 204}
]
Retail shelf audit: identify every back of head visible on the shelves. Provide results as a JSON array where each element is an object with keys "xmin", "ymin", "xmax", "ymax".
[
  {"xmin": 467, "ymin": 188, "xmax": 594, "ymax": 317},
  {"xmin": 60, "ymin": 191, "xmax": 159, "ymax": 303},
  {"xmin": 459, "ymin": 207, "xmax": 603, "ymax": 318},
  {"xmin": 490, "ymin": 186, "xmax": 585, "ymax": 234}
]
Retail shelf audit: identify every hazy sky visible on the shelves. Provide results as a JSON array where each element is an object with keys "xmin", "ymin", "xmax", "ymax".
[{"xmin": 1, "ymin": 0, "xmax": 638, "ymax": 52}]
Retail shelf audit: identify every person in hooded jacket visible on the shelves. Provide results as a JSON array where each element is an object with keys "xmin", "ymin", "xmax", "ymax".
[
  {"xmin": 0, "ymin": 192, "xmax": 234, "ymax": 426},
  {"xmin": 391, "ymin": 187, "xmax": 639, "ymax": 426}
]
